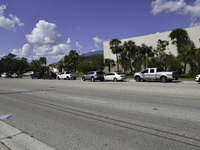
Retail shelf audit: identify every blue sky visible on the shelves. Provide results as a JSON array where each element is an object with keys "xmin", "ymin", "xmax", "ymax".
[{"xmin": 0, "ymin": 0, "xmax": 200, "ymax": 64}]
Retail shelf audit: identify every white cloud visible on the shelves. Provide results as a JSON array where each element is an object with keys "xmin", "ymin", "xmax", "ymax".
[
  {"xmin": 151, "ymin": 0, "xmax": 186, "ymax": 15},
  {"xmin": 0, "ymin": 5, "xmax": 24, "ymax": 31},
  {"xmin": 76, "ymin": 42, "xmax": 83, "ymax": 51},
  {"xmin": 93, "ymin": 36, "xmax": 104, "ymax": 49},
  {"xmin": 51, "ymin": 42, "xmax": 71, "ymax": 55},
  {"xmin": 11, "ymin": 43, "xmax": 31, "ymax": 57},
  {"xmin": 26, "ymin": 20, "xmax": 62, "ymax": 45},
  {"xmin": 184, "ymin": 0, "xmax": 200, "ymax": 18},
  {"xmin": 33, "ymin": 45, "xmax": 52, "ymax": 56},
  {"xmin": 151, "ymin": 0, "xmax": 200, "ymax": 26}
]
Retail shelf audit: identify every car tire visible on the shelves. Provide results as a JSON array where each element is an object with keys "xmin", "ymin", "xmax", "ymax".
[
  {"xmin": 114, "ymin": 78, "xmax": 117, "ymax": 82},
  {"xmin": 57, "ymin": 77, "xmax": 60, "ymax": 80},
  {"xmin": 82, "ymin": 77, "xmax": 85, "ymax": 81},
  {"xmin": 67, "ymin": 76, "xmax": 69, "ymax": 80},
  {"xmin": 161, "ymin": 76, "xmax": 167, "ymax": 83},
  {"xmin": 135, "ymin": 76, "xmax": 141, "ymax": 82},
  {"xmin": 91, "ymin": 77, "xmax": 95, "ymax": 82}
]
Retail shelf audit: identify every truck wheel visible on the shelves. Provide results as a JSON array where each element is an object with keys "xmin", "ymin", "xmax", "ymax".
[
  {"xmin": 82, "ymin": 77, "xmax": 85, "ymax": 81},
  {"xmin": 135, "ymin": 76, "xmax": 141, "ymax": 82},
  {"xmin": 91, "ymin": 77, "xmax": 95, "ymax": 82},
  {"xmin": 161, "ymin": 76, "xmax": 167, "ymax": 83}
]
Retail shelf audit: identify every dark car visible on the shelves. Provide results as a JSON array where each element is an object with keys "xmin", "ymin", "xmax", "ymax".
[
  {"xmin": 43, "ymin": 72, "xmax": 56, "ymax": 79},
  {"xmin": 82, "ymin": 71, "xmax": 104, "ymax": 82},
  {"xmin": 31, "ymin": 72, "xmax": 44, "ymax": 79},
  {"xmin": 11, "ymin": 73, "xmax": 22, "ymax": 78}
]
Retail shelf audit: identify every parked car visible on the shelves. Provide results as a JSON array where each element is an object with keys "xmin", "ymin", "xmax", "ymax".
[
  {"xmin": 104, "ymin": 72, "xmax": 126, "ymax": 81},
  {"xmin": 1, "ymin": 72, "xmax": 11, "ymax": 78},
  {"xmin": 57, "ymin": 71, "xmax": 78, "ymax": 80},
  {"xmin": 134, "ymin": 68, "xmax": 178, "ymax": 83},
  {"xmin": 11, "ymin": 73, "xmax": 22, "ymax": 78},
  {"xmin": 82, "ymin": 71, "xmax": 104, "ymax": 82},
  {"xmin": 195, "ymin": 74, "xmax": 200, "ymax": 82},
  {"xmin": 31, "ymin": 72, "xmax": 44, "ymax": 79},
  {"xmin": 43, "ymin": 72, "xmax": 56, "ymax": 79},
  {"xmin": 23, "ymin": 71, "xmax": 34, "ymax": 76}
]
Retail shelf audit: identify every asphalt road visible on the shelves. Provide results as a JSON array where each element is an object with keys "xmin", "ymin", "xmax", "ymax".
[{"xmin": 0, "ymin": 78, "xmax": 200, "ymax": 150}]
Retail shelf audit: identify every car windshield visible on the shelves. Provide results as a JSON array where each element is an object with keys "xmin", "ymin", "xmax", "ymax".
[{"xmin": 116, "ymin": 73, "xmax": 123, "ymax": 75}]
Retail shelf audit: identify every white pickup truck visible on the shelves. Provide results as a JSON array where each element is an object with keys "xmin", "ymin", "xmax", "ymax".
[
  {"xmin": 195, "ymin": 74, "xmax": 200, "ymax": 82},
  {"xmin": 57, "ymin": 71, "xmax": 78, "ymax": 80},
  {"xmin": 134, "ymin": 68, "xmax": 178, "ymax": 83}
]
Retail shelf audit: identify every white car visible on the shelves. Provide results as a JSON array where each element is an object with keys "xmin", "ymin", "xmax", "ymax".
[
  {"xmin": 104, "ymin": 72, "xmax": 126, "ymax": 81},
  {"xmin": 23, "ymin": 71, "xmax": 34, "ymax": 76},
  {"xmin": 195, "ymin": 74, "xmax": 200, "ymax": 82}
]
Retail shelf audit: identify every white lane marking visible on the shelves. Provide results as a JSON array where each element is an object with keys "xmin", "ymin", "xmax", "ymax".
[
  {"xmin": 67, "ymin": 96, "xmax": 106, "ymax": 104},
  {"xmin": 12, "ymin": 88, "xmax": 27, "ymax": 92}
]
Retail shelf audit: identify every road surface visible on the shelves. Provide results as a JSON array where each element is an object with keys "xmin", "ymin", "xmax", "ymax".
[{"xmin": 0, "ymin": 78, "xmax": 200, "ymax": 150}]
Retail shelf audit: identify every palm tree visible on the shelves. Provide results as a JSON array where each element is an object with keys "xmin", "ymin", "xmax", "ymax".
[
  {"xmin": 30, "ymin": 60, "xmax": 40, "ymax": 72},
  {"xmin": 179, "ymin": 43, "xmax": 198, "ymax": 74},
  {"xmin": 123, "ymin": 40, "xmax": 136, "ymax": 73},
  {"xmin": 169, "ymin": 28, "xmax": 190, "ymax": 54},
  {"xmin": 39, "ymin": 57, "xmax": 47, "ymax": 66},
  {"xmin": 105, "ymin": 58, "xmax": 115, "ymax": 72},
  {"xmin": 68, "ymin": 50, "xmax": 79, "ymax": 72},
  {"xmin": 39, "ymin": 57, "xmax": 47, "ymax": 72},
  {"xmin": 110, "ymin": 39, "xmax": 122, "ymax": 72},
  {"xmin": 138, "ymin": 44, "xmax": 154, "ymax": 68}
]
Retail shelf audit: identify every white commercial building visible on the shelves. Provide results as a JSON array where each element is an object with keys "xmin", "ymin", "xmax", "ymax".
[{"xmin": 103, "ymin": 26, "xmax": 200, "ymax": 72}]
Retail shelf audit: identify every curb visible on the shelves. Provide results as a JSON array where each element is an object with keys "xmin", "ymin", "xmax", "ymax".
[{"xmin": 0, "ymin": 121, "xmax": 54, "ymax": 150}]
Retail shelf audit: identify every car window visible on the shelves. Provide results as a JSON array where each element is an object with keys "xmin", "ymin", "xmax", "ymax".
[
  {"xmin": 142, "ymin": 69, "xmax": 148, "ymax": 73},
  {"xmin": 106, "ymin": 73, "xmax": 111, "ymax": 76},
  {"xmin": 150, "ymin": 69, "xmax": 154, "ymax": 73}
]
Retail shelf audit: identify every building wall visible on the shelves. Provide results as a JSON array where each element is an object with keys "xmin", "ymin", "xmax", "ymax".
[{"xmin": 103, "ymin": 26, "xmax": 200, "ymax": 61}]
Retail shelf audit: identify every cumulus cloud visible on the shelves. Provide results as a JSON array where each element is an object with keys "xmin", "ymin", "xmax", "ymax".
[
  {"xmin": 26, "ymin": 20, "xmax": 62, "ymax": 45},
  {"xmin": 93, "ymin": 36, "xmax": 104, "ymax": 49},
  {"xmin": 24, "ymin": 20, "xmax": 72, "ymax": 59},
  {"xmin": 184, "ymin": 0, "xmax": 200, "ymax": 18},
  {"xmin": 76, "ymin": 42, "xmax": 83, "ymax": 51},
  {"xmin": 151, "ymin": 0, "xmax": 186, "ymax": 15},
  {"xmin": 151, "ymin": 0, "xmax": 200, "ymax": 26},
  {"xmin": 11, "ymin": 44, "xmax": 31, "ymax": 57},
  {"xmin": 0, "ymin": 5, "xmax": 24, "ymax": 31},
  {"xmin": 51, "ymin": 40, "xmax": 71, "ymax": 55}
]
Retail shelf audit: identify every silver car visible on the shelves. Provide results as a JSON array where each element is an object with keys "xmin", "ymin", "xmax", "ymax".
[
  {"xmin": 104, "ymin": 72, "xmax": 126, "ymax": 81},
  {"xmin": 82, "ymin": 71, "xmax": 104, "ymax": 82}
]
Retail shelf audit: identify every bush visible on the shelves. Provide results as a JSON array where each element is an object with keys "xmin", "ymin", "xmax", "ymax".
[{"xmin": 179, "ymin": 73, "xmax": 192, "ymax": 78}]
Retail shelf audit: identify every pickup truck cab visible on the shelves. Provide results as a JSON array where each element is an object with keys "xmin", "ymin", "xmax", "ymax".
[
  {"xmin": 134, "ymin": 68, "xmax": 178, "ymax": 83},
  {"xmin": 57, "ymin": 71, "xmax": 77, "ymax": 80},
  {"xmin": 195, "ymin": 74, "xmax": 200, "ymax": 82}
]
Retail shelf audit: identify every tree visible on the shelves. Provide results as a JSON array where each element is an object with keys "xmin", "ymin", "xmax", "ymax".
[
  {"xmin": 110, "ymin": 39, "xmax": 122, "ymax": 72},
  {"xmin": 122, "ymin": 40, "xmax": 137, "ymax": 73},
  {"xmin": 39, "ymin": 57, "xmax": 47, "ymax": 72},
  {"xmin": 68, "ymin": 50, "xmax": 79, "ymax": 72},
  {"xmin": 179, "ymin": 43, "xmax": 199, "ymax": 75},
  {"xmin": 169, "ymin": 28, "xmax": 190, "ymax": 54},
  {"xmin": 77, "ymin": 54, "xmax": 104, "ymax": 73},
  {"xmin": 105, "ymin": 58, "xmax": 115, "ymax": 72},
  {"xmin": 39, "ymin": 57, "xmax": 47, "ymax": 66},
  {"xmin": 137, "ymin": 44, "xmax": 154, "ymax": 68},
  {"xmin": 30, "ymin": 60, "xmax": 41, "ymax": 72}
]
